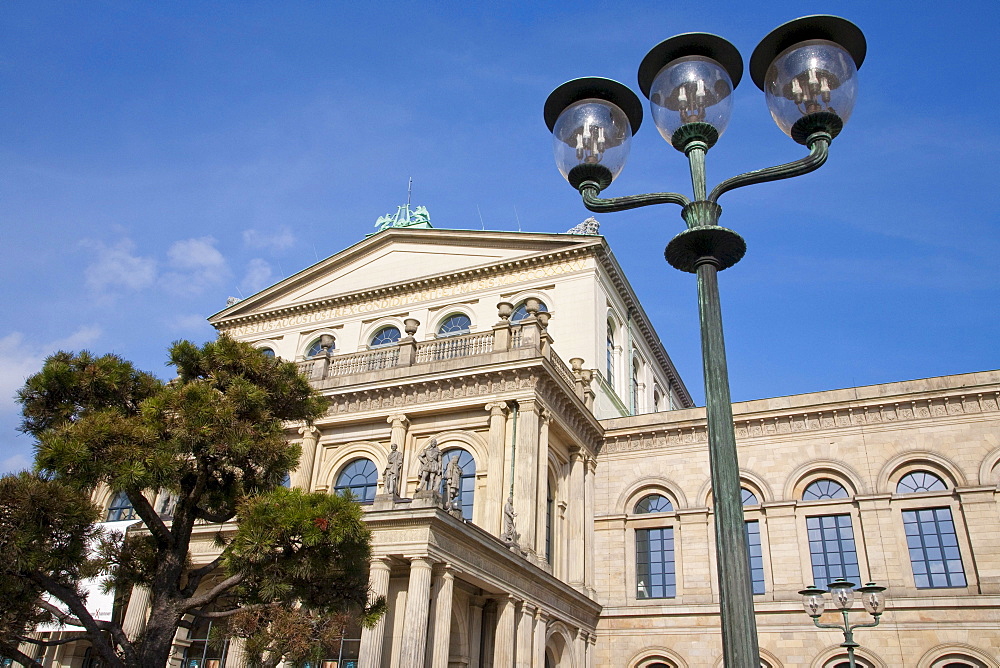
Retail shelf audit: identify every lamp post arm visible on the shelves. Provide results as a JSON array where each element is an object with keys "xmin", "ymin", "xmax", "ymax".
[
  {"xmin": 849, "ymin": 615, "xmax": 882, "ymax": 632},
  {"xmin": 707, "ymin": 133, "xmax": 831, "ymax": 204},
  {"xmin": 580, "ymin": 184, "xmax": 690, "ymax": 213},
  {"xmin": 810, "ymin": 617, "xmax": 848, "ymax": 632}
]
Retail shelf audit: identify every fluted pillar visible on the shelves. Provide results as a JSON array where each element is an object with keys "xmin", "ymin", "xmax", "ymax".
[
  {"xmin": 493, "ymin": 595, "xmax": 517, "ymax": 668},
  {"xmin": 567, "ymin": 450, "xmax": 585, "ymax": 589},
  {"xmin": 484, "ymin": 403, "xmax": 509, "ymax": 534},
  {"xmin": 359, "ymin": 557, "xmax": 392, "ymax": 668},
  {"xmin": 515, "ymin": 603, "xmax": 534, "ymax": 667},
  {"xmin": 468, "ymin": 596, "xmax": 485, "ymax": 668},
  {"xmin": 584, "ymin": 457, "xmax": 597, "ymax": 593},
  {"xmin": 532, "ymin": 609, "xmax": 547, "ymax": 668},
  {"xmin": 226, "ymin": 636, "xmax": 248, "ymax": 668},
  {"xmin": 514, "ymin": 399, "xmax": 540, "ymax": 557},
  {"xmin": 294, "ymin": 424, "xmax": 320, "ymax": 490},
  {"xmin": 535, "ymin": 410, "xmax": 551, "ymax": 559},
  {"xmin": 574, "ymin": 629, "xmax": 587, "ymax": 668},
  {"xmin": 430, "ymin": 566, "xmax": 456, "ymax": 668},
  {"xmin": 399, "ymin": 556, "xmax": 434, "ymax": 668},
  {"xmin": 121, "ymin": 585, "xmax": 151, "ymax": 641}
]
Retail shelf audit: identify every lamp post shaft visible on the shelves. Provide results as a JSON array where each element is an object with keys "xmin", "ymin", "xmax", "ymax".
[{"xmin": 695, "ymin": 258, "xmax": 760, "ymax": 666}]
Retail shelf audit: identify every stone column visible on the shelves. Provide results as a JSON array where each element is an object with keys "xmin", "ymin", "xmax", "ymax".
[
  {"xmin": 574, "ymin": 629, "xmax": 588, "ymax": 668},
  {"xmin": 568, "ymin": 450, "xmax": 585, "ymax": 589},
  {"xmin": 293, "ymin": 424, "xmax": 319, "ymax": 490},
  {"xmin": 121, "ymin": 585, "xmax": 151, "ymax": 641},
  {"xmin": 358, "ymin": 557, "xmax": 392, "ymax": 668},
  {"xmin": 398, "ymin": 557, "xmax": 434, "ymax": 668},
  {"xmin": 468, "ymin": 596, "xmax": 486, "ymax": 668},
  {"xmin": 515, "ymin": 399, "xmax": 540, "ymax": 558},
  {"xmin": 759, "ymin": 501, "xmax": 804, "ymax": 598},
  {"xmin": 535, "ymin": 409, "xmax": 551, "ymax": 559},
  {"xmin": 387, "ymin": 414, "xmax": 410, "ymax": 495},
  {"xmin": 226, "ymin": 636, "xmax": 248, "ymax": 668},
  {"xmin": 678, "ymin": 509, "xmax": 713, "ymax": 602},
  {"xmin": 855, "ymin": 495, "xmax": 905, "ymax": 588},
  {"xmin": 430, "ymin": 566, "xmax": 456, "ymax": 668},
  {"xmin": 493, "ymin": 596, "xmax": 517, "ymax": 668},
  {"xmin": 957, "ymin": 488, "xmax": 1000, "ymax": 593},
  {"xmin": 584, "ymin": 457, "xmax": 597, "ymax": 592},
  {"xmin": 515, "ymin": 603, "xmax": 534, "ymax": 668},
  {"xmin": 532, "ymin": 609, "xmax": 547, "ymax": 668},
  {"xmin": 484, "ymin": 402, "xmax": 510, "ymax": 535}
]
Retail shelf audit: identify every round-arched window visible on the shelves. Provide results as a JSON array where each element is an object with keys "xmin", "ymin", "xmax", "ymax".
[
  {"xmin": 437, "ymin": 314, "xmax": 471, "ymax": 337},
  {"xmin": 439, "ymin": 449, "xmax": 476, "ymax": 520},
  {"xmin": 370, "ymin": 326, "xmax": 401, "ymax": 348},
  {"xmin": 334, "ymin": 458, "xmax": 378, "ymax": 504},
  {"xmin": 802, "ymin": 479, "xmax": 850, "ymax": 500},
  {"xmin": 634, "ymin": 493, "xmax": 673, "ymax": 514},
  {"xmin": 259, "ymin": 347, "xmax": 276, "ymax": 358},
  {"xmin": 306, "ymin": 338, "xmax": 334, "ymax": 357},
  {"xmin": 107, "ymin": 491, "xmax": 137, "ymax": 522},
  {"xmin": 896, "ymin": 471, "xmax": 947, "ymax": 494},
  {"xmin": 742, "ymin": 488, "xmax": 760, "ymax": 506},
  {"xmin": 511, "ymin": 300, "xmax": 547, "ymax": 323}
]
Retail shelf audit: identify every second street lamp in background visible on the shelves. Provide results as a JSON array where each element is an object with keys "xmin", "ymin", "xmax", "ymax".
[{"xmin": 544, "ymin": 15, "xmax": 866, "ymax": 668}]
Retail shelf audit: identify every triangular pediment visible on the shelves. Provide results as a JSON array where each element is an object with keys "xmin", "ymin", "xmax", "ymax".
[{"xmin": 209, "ymin": 228, "xmax": 601, "ymax": 324}]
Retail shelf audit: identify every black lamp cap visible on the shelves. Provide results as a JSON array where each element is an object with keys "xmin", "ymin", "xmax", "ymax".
[
  {"xmin": 638, "ymin": 33, "xmax": 744, "ymax": 99},
  {"xmin": 750, "ymin": 15, "xmax": 866, "ymax": 91},
  {"xmin": 544, "ymin": 77, "xmax": 643, "ymax": 134}
]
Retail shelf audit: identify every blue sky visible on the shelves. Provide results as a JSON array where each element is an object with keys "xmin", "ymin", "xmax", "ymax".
[{"xmin": 3, "ymin": 2, "xmax": 999, "ymax": 473}]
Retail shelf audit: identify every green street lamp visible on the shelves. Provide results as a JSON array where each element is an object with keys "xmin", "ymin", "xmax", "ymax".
[
  {"xmin": 800, "ymin": 580, "xmax": 887, "ymax": 667},
  {"xmin": 543, "ymin": 15, "xmax": 865, "ymax": 668}
]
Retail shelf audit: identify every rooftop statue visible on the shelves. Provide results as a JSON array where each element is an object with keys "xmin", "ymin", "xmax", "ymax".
[{"xmin": 374, "ymin": 203, "xmax": 432, "ymax": 232}]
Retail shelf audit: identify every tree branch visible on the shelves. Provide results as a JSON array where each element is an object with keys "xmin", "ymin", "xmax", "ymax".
[
  {"xmin": 1, "ymin": 644, "xmax": 43, "ymax": 668},
  {"xmin": 179, "ymin": 572, "xmax": 244, "ymax": 613},
  {"xmin": 181, "ymin": 553, "xmax": 226, "ymax": 598},
  {"xmin": 126, "ymin": 489, "xmax": 172, "ymax": 548},
  {"xmin": 188, "ymin": 602, "xmax": 278, "ymax": 619},
  {"xmin": 32, "ymin": 575, "xmax": 131, "ymax": 668},
  {"xmin": 15, "ymin": 633, "xmax": 88, "ymax": 647}
]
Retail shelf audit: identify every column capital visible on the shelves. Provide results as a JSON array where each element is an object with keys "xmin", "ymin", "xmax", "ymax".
[
  {"xmin": 585, "ymin": 457, "xmax": 598, "ymax": 473},
  {"xmin": 521, "ymin": 602, "xmax": 537, "ymax": 615},
  {"xmin": 406, "ymin": 555, "xmax": 434, "ymax": 569},
  {"xmin": 533, "ymin": 607, "xmax": 547, "ymax": 621},
  {"xmin": 518, "ymin": 397, "xmax": 539, "ymax": 413},
  {"xmin": 569, "ymin": 448, "xmax": 584, "ymax": 464},
  {"xmin": 485, "ymin": 402, "xmax": 510, "ymax": 418},
  {"xmin": 370, "ymin": 555, "xmax": 392, "ymax": 571},
  {"xmin": 298, "ymin": 424, "xmax": 319, "ymax": 437},
  {"xmin": 387, "ymin": 413, "xmax": 410, "ymax": 428}
]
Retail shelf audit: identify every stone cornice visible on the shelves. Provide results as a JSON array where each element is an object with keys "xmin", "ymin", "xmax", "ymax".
[
  {"xmin": 210, "ymin": 239, "xmax": 602, "ymax": 332},
  {"xmin": 600, "ymin": 378, "xmax": 1000, "ymax": 455}
]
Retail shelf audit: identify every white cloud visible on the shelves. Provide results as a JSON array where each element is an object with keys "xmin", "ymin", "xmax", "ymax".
[
  {"xmin": 84, "ymin": 238, "xmax": 157, "ymax": 294},
  {"xmin": 162, "ymin": 236, "xmax": 230, "ymax": 294},
  {"xmin": 0, "ymin": 325, "xmax": 103, "ymax": 416},
  {"xmin": 243, "ymin": 227, "xmax": 295, "ymax": 251},
  {"xmin": 241, "ymin": 258, "xmax": 275, "ymax": 294}
]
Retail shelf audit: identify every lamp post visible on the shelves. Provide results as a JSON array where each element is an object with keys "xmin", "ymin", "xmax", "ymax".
[
  {"xmin": 799, "ymin": 580, "xmax": 887, "ymax": 667},
  {"xmin": 543, "ymin": 15, "xmax": 866, "ymax": 667}
]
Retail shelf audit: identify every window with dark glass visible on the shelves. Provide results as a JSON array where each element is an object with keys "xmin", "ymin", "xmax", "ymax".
[
  {"xmin": 545, "ymin": 481, "xmax": 554, "ymax": 563},
  {"xmin": 107, "ymin": 491, "xmax": 137, "ymax": 522},
  {"xmin": 896, "ymin": 471, "xmax": 947, "ymax": 494},
  {"xmin": 437, "ymin": 314, "xmax": 471, "ymax": 337},
  {"xmin": 258, "ymin": 347, "xmax": 275, "ymax": 358},
  {"xmin": 182, "ymin": 615, "xmax": 228, "ymax": 668},
  {"xmin": 370, "ymin": 326, "xmax": 401, "ymax": 348},
  {"xmin": 634, "ymin": 494, "xmax": 673, "ymax": 514},
  {"xmin": 606, "ymin": 321, "xmax": 615, "ymax": 388},
  {"xmin": 806, "ymin": 514, "xmax": 860, "ymax": 589},
  {"xmin": 334, "ymin": 458, "xmax": 378, "ymax": 504},
  {"xmin": 746, "ymin": 520, "xmax": 765, "ymax": 595},
  {"xmin": 741, "ymin": 488, "xmax": 760, "ymax": 506},
  {"xmin": 439, "ymin": 449, "xmax": 476, "ymax": 520},
  {"xmin": 636, "ymin": 527, "xmax": 675, "ymax": 598},
  {"xmin": 511, "ymin": 300, "xmax": 547, "ymax": 323},
  {"xmin": 631, "ymin": 359, "xmax": 641, "ymax": 414},
  {"xmin": 903, "ymin": 507, "xmax": 966, "ymax": 588},
  {"xmin": 802, "ymin": 479, "xmax": 850, "ymax": 500},
  {"xmin": 307, "ymin": 338, "xmax": 334, "ymax": 357}
]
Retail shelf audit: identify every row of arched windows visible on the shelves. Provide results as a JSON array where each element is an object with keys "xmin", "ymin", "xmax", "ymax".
[
  {"xmin": 630, "ymin": 470, "xmax": 968, "ymax": 602},
  {"xmin": 258, "ymin": 300, "xmax": 547, "ymax": 359}
]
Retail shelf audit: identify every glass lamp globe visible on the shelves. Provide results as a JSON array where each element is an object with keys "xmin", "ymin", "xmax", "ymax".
[
  {"xmin": 649, "ymin": 55, "xmax": 734, "ymax": 143},
  {"xmin": 858, "ymin": 582, "xmax": 887, "ymax": 615},
  {"xmin": 827, "ymin": 578, "xmax": 857, "ymax": 610},
  {"xmin": 552, "ymin": 98, "xmax": 633, "ymax": 184},
  {"xmin": 799, "ymin": 585, "xmax": 827, "ymax": 617},
  {"xmin": 764, "ymin": 38, "xmax": 858, "ymax": 140}
]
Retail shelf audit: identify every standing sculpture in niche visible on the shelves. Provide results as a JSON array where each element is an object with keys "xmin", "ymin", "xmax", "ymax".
[
  {"xmin": 383, "ymin": 442, "xmax": 404, "ymax": 497},
  {"xmin": 444, "ymin": 455, "xmax": 462, "ymax": 513},
  {"xmin": 416, "ymin": 438, "xmax": 442, "ymax": 492},
  {"xmin": 502, "ymin": 493, "xmax": 519, "ymax": 546}
]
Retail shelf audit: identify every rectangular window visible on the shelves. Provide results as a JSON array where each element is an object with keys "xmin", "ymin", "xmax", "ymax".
[
  {"xmin": 636, "ymin": 527, "xmax": 675, "ymax": 599},
  {"xmin": 903, "ymin": 507, "xmax": 966, "ymax": 588},
  {"xmin": 806, "ymin": 514, "xmax": 860, "ymax": 589},
  {"xmin": 745, "ymin": 520, "xmax": 765, "ymax": 595}
]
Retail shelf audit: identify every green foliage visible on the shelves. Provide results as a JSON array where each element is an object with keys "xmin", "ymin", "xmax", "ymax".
[{"xmin": 0, "ymin": 337, "xmax": 377, "ymax": 668}]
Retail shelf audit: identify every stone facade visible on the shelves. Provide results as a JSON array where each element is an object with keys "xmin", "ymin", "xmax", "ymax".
[{"xmin": 33, "ymin": 228, "xmax": 1000, "ymax": 667}]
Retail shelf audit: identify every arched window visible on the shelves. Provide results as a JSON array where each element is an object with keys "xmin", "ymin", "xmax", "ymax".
[
  {"xmin": 606, "ymin": 320, "xmax": 616, "ymax": 388},
  {"xmin": 634, "ymin": 493, "xmax": 673, "ymax": 514},
  {"xmin": 653, "ymin": 386, "xmax": 662, "ymax": 412},
  {"xmin": 437, "ymin": 314, "xmax": 471, "ymax": 337},
  {"xmin": 511, "ymin": 300, "xmax": 547, "ymax": 324},
  {"xmin": 742, "ymin": 488, "xmax": 760, "ymax": 506},
  {"xmin": 258, "ymin": 347, "xmax": 275, "ymax": 358},
  {"xmin": 439, "ymin": 449, "xmax": 476, "ymax": 520},
  {"xmin": 307, "ymin": 337, "xmax": 334, "ymax": 357},
  {"xmin": 802, "ymin": 479, "xmax": 850, "ymax": 500},
  {"xmin": 897, "ymin": 471, "xmax": 947, "ymax": 494},
  {"xmin": 107, "ymin": 491, "xmax": 137, "ymax": 522},
  {"xmin": 334, "ymin": 458, "xmax": 378, "ymax": 504},
  {"xmin": 631, "ymin": 358, "xmax": 641, "ymax": 414},
  {"xmin": 369, "ymin": 326, "xmax": 401, "ymax": 348}
]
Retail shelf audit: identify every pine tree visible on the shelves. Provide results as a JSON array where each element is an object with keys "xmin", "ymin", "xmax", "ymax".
[{"xmin": 1, "ymin": 336, "xmax": 380, "ymax": 667}]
